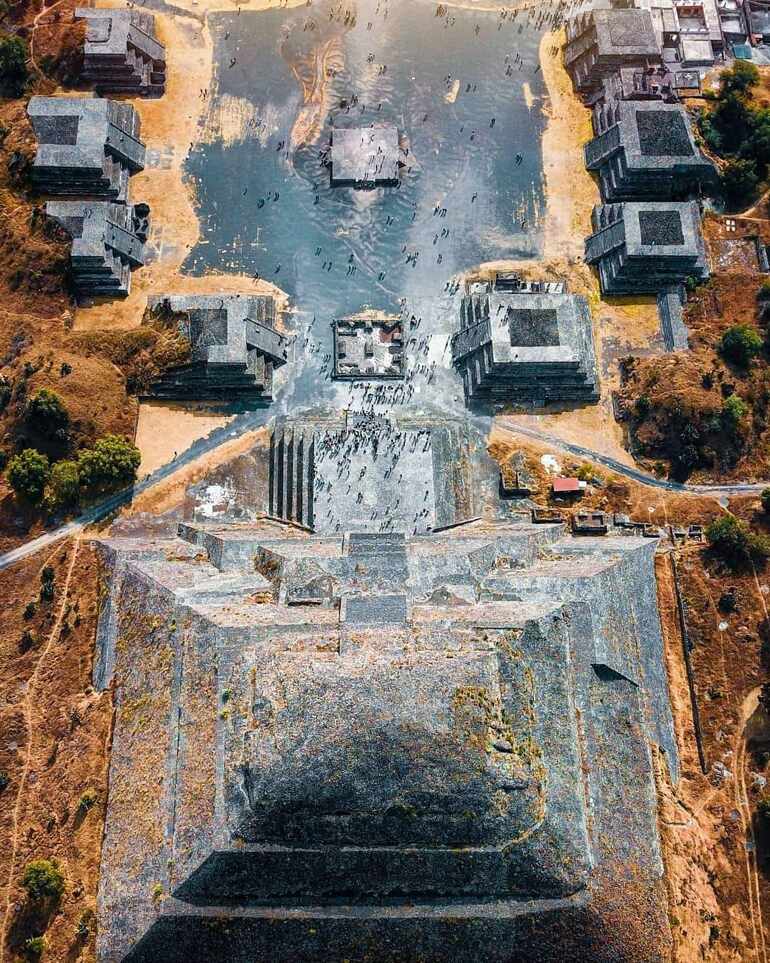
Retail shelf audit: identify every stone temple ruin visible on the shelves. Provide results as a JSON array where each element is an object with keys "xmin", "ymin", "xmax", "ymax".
[
  {"xmin": 76, "ymin": 7, "xmax": 166, "ymax": 98},
  {"xmin": 28, "ymin": 97, "xmax": 145, "ymax": 202},
  {"xmin": 564, "ymin": 9, "xmax": 662, "ymax": 97},
  {"xmin": 145, "ymin": 294, "xmax": 289, "ymax": 401},
  {"xmin": 45, "ymin": 200, "xmax": 149, "ymax": 299},
  {"xmin": 28, "ymin": 94, "xmax": 150, "ymax": 300},
  {"xmin": 332, "ymin": 315, "xmax": 404, "ymax": 380},
  {"xmin": 330, "ymin": 126, "xmax": 400, "ymax": 186},
  {"xmin": 92, "ymin": 410, "xmax": 677, "ymax": 962},
  {"xmin": 584, "ymin": 200, "xmax": 708, "ymax": 296},
  {"xmin": 451, "ymin": 279, "xmax": 599, "ymax": 407},
  {"xmin": 585, "ymin": 99, "xmax": 716, "ymax": 202}
]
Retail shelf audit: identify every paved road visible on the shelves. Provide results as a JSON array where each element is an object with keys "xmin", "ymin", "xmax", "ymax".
[{"xmin": 0, "ymin": 412, "xmax": 766, "ymax": 574}]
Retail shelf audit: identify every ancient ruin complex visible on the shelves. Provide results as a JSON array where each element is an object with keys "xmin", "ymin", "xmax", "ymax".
[{"xmin": 93, "ymin": 414, "xmax": 677, "ymax": 962}]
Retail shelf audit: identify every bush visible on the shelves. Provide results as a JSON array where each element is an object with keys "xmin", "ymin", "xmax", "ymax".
[
  {"xmin": 77, "ymin": 788, "xmax": 98, "ymax": 816},
  {"xmin": 45, "ymin": 459, "xmax": 79, "ymax": 511},
  {"xmin": 23, "ymin": 936, "xmax": 46, "ymax": 960},
  {"xmin": 758, "ymin": 797, "xmax": 770, "ymax": 822},
  {"xmin": 762, "ymin": 488, "xmax": 770, "ymax": 513},
  {"xmin": 721, "ymin": 393, "xmax": 749, "ymax": 429},
  {"xmin": 76, "ymin": 435, "xmax": 140, "ymax": 495},
  {"xmin": 39, "ymin": 566, "xmax": 55, "ymax": 603},
  {"xmin": 706, "ymin": 514, "xmax": 770, "ymax": 568},
  {"xmin": 720, "ymin": 59, "xmax": 760, "ymax": 95},
  {"xmin": 7, "ymin": 449, "xmax": 50, "ymax": 504},
  {"xmin": 720, "ymin": 324, "xmax": 764, "ymax": 366},
  {"xmin": 25, "ymin": 389, "xmax": 69, "ymax": 440},
  {"xmin": 0, "ymin": 34, "xmax": 28, "ymax": 93},
  {"xmin": 0, "ymin": 771, "xmax": 8, "ymax": 792},
  {"xmin": 760, "ymin": 279, "xmax": 770, "ymax": 301},
  {"xmin": 721, "ymin": 158, "xmax": 760, "ymax": 208},
  {"xmin": 21, "ymin": 860, "xmax": 65, "ymax": 903}
]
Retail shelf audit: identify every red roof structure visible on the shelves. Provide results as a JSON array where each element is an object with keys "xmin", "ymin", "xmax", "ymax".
[{"xmin": 552, "ymin": 477, "xmax": 581, "ymax": 493}]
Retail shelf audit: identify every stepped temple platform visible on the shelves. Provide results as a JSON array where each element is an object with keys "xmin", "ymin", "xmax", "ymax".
[
  {"xmin": 330, "ymin": 126, "xmax": 400, "ymax": 186},
  {"xmin": 266, "ymin": 409, "xmax": 480, "ymax": 534},
  {"xmin": 565, "ymin": 9, "xmax": 662, "ymax": 97},
  {"xmin": 332, "ymin": 315, "xmax": 404, "ymax": 380},
  {"xmin": 28, "ymin": 96, "xmax": 145, "ymax": 202},
  {"xmin": 145, "ymin": 294, "xmax": 289, "ymax": 401},
  {"xmin": 451, "ymin": 281, "xmax": 599, "ymax": 407},
  {"xmin": 46, "ymin": 199, "xmax": 149, "ymax": 299},
  {"xmin": 585, "ymin": 99, "xmax": 716, "ymax": 202},
  {"xmin": 76, "ymin": 7, "xmax": 166, "ymax": 97},
  {"xmin": 584, "ymin": 200, "xmax": 708, "ymax": 296},
  {"xmin": 93, "ymin": 409, "xmax": 678, "ymax": 962}
]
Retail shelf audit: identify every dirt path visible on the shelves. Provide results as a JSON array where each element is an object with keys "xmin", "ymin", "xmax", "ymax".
[{"xmin": 0, "ymin": 535, "xmax": 81, "ymax": 963}]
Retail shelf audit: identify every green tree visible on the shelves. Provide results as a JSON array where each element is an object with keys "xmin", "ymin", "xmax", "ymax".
[
  {"xmin": 0, "ymin": 34, "xmax": 28, "ymax": 93},
  {"xmin": 721, "ymin": 393, "xmax": 749, "ymax": 430},
  {"xmin": 6, "ymin": 449, "xmax": 50, "ymax": 504},
  {"xmin": 720, "ymin": 59, "xmax": 760, "ymax": 96},
  {"xmin": 45, "ymin": 459, "xmax": 79, "ymax": 511},
  {"xmin": 720, "ymin": 324, "xmax": 764, "ymax": 366},
  {"xmin": 21, "ymin": 859, "xmax": 65, "ymax": 903},
  {"xmin": 720, "ymin": 158, "xmax": 760, "ymax": 208},
  {"xmin": 25, "ymin": 389, "xmax": 69, "ymax": 440},
  {"xmin": 76, "ymin": 435, "xmax": 140, "ymax": 495},
  {"xmin": 706, "ymin": 514, "xmax": 770, "ymax": 568},
  {"xmin": 761, "ymin": 488, "xmax": 770, "ymax": 513}
]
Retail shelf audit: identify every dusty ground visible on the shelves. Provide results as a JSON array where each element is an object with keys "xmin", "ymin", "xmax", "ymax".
[
  {"xmin": 134, "ymin": 403, "xmax": 236, "ymax": 478},
  {"xmin": 0, "ymin": 537, "xmax": 111, "ymax": 963}
]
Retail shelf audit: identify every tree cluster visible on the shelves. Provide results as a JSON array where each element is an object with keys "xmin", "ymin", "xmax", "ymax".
[{"xmin": 699, "ymin": 61, "xmax": 770, "ymax": 208}]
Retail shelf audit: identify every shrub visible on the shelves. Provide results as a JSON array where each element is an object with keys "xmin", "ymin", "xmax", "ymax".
[
  {"xmin": 77, "ymin": 788, "xmax": 98, "ymax": 816},
  {"xmin": 762, "ymin": 488, "xmax": 770, "ymax": 513},
  {"xmin": 7, "ymin": 449, "xmax": 50, "ymax": 504},
  {"xmin": 25, "ymin": 389, "xmax": 69, "ymax": 440},
  {"xmin": 0, "ymin": 34, "xmax": 28, "ymax": 93},
  {"xmin": 76, "ymin": 435, "xmax": 140, "ymax": 495},
  {"xmin": 721, "ymin": 158, "xmax": 760, "ymax": 208},
  {"xmin": 721, "ymin": 393, "xmax": 749, "ymax": 429},
  {"xmin": 23, "ymin": 936, "xmax": 46, "ymax": 960},
  {"xmin": 758, "ymin": 797, "xmax": 770, "ymax": 822},
  {"xmin": 23, "ymin": 601, "xmax": 36, "ymax": 619},
  {"xmin": 0, "ymin": 771, "xmax": 8, "ymax": 792},
  {"xmin": 720, "ymin": 324, "xmax": 763, "ymax": 366},
  {"xmin": 720, "ymin": 59, "xmax": 760, "ymax": 95},
  {"xmin": 759, "ymin": 279, "xmax": 770, "ymax": 301},
  {"xmin": 39, "ymin": 567, "xmax": 55, "ymax": 603},
  {"xmin": 21, "ymin": 859, "xmax": 65, "ymax": 903},
  {"xmin": 45, "ymin": 460, "xmax": 79, "ymax": 511},
  {"xmin": 75, "ymin": 908, "xmax": 95, "ymax": 941},
  {"xmin": 706, "ymin": 514, "xmax": 770, "ymax": 568}
]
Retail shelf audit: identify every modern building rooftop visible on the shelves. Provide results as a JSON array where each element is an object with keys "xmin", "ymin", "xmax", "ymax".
[
  {"xmin": 75, "ymin": 7, "xmax": 166, "ymax": 97},
  {"xmin": 28, "ymin": 96, "xmax": 145, "ymax": 202},
  {"xmin": 92, "ymin": 408, "xmax": 677, "ymax": 961},
  {"xmin": 451, "ymin": 281, "xmax": 599, "ymax": 407},
  {"xmin": 145, "ymin": 294, "xmax": 289, "ymax": 401},
  {"xmin": 586, "ymin": 99, "xmax": 717, "ymax": 201},
  {"xmin": 584, "ymin": 200, "xmax": 708, "ymax": 295},
  {"xmin": 330, "ymin": 126, "xmax": 400, "ymax": 185},
  {"xmin": 46, "ymin": 199, "xmax": 149, "ymax": 299},
  {"xmin": 332, "ymin": 315, "xmax": 404, "ymax": 379}
]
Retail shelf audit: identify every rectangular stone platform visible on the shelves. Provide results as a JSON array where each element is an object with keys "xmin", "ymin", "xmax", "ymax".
[
  {"xmin": 28, "ymin": 96, "xmax": 145, "ymax": 202},
  {"xmin": 331, "ymin": 126, "xmax": 399, "ymax": 185},
  {"xmin": 451, "ymin": 283, "xmax": 599, "ymax": 407}
]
